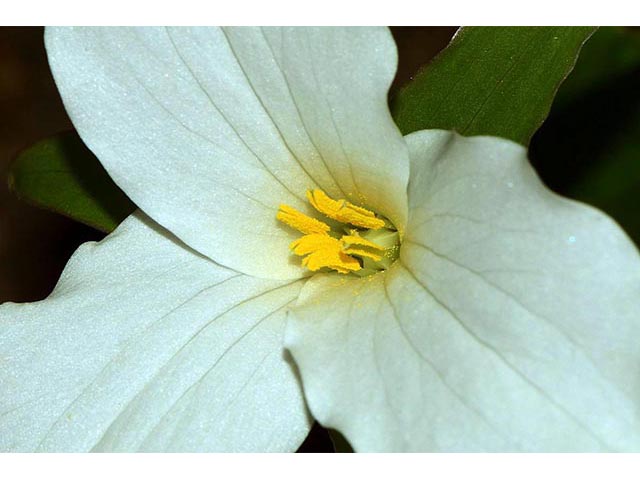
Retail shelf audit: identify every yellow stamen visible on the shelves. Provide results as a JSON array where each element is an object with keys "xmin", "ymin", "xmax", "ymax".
[
  {"xmin": 340, "ymin": 232, "xmax": 384, "ymax": 261},
  {"xmin": 342, "ymin": 247, "xmax": 382, "ymax": 262},
  {"xmin": 290, "ymin": 234, "xmax": 361, "ymax": 273},
  {"xmin": 277, "ymin": 189, "xmax": 396, "ymax": 275},
  {"xmin": 341, "ymin": 233, "xmax": 385, "ymax": 251},
  {"xmin": 306, "ymin": 189, "xmax": 385, "ymax": 230},
  {"xmin": 276, "ymin": 204, "xmax": 330, "ymax": 235}
]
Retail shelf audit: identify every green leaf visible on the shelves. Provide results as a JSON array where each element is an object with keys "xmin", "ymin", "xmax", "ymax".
[
  {"xmin": 8, "ymin": 132, "xmax": 136, "ymax": 233},
  {"xmin": 391, "ymin": 26, "xmax": 596, "ymax": 145},
  {"xmin": 530, "ymin": 27, "xmax": 640, "ymax": 245}
]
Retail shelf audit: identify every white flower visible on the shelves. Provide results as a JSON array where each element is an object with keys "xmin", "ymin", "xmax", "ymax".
[{"xmin": 1, "ymin": 26, "xmax": 640, "ymax": 452}]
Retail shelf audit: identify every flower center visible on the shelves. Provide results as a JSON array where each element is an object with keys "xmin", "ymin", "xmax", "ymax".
[{"xmin": 277, "ymin": 189, "xmax": 400, "ymax": 276}]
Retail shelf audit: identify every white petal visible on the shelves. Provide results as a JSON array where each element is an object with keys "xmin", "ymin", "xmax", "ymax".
[
  {"xmin": 45, "ymin": 27, "xmax": 409, "ymax": 278},
  {"xmin": 0, "ymin": 212, "xmax": 310, "ymax": 452},
  {"xmin": 285, "ymin": 130, "xmax": 640, "ymax": 452}
]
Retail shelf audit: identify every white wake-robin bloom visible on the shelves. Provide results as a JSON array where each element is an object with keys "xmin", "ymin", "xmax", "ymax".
[{"xmin": 1, "ymin": 26, "xmax": 640, "ymax": 452}]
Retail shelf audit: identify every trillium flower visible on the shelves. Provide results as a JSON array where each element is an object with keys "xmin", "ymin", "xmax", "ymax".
[{"xmin": 2, "ymin": 26, "xmax": 640, "ymax": 452}]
